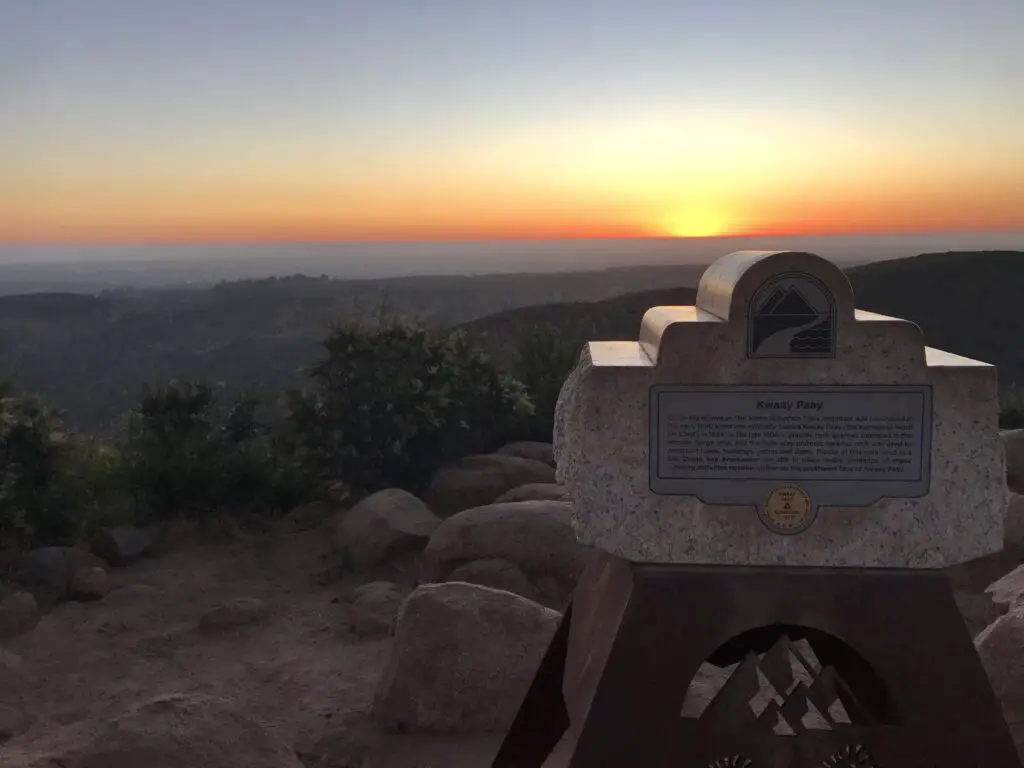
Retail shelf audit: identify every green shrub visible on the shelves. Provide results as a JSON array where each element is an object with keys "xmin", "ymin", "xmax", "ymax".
[
  {"xmin": 510, "ymin": 323, "xmax": 582, "ymax": 442},
  {"xmin": 1001, "ymin": 383, "xmax": 1024, "ymax": 429},
  {"xmin": 282, "ymin": 320, "xmax": 532, "ymax": 494},
  {"xmin": 43, "ymin": 435, "xmax": 140, "ymax": 542},
  {"xmin": 0, "ymin": 381, "xmax": 76, "ymax": 547},
  {"xmin": 119, "ymin": 381, "xmax": 300, "ymax": 522}
]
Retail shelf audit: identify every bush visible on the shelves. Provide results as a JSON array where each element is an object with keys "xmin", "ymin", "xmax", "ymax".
[
  {"xmin": 510, "ymin": 324, "xmax": 582, "ymax": 441},
  {"xmin": 119, "ymin": 381, "xmax": 301, "ymax": 522},
  {"xmin": 0, "ymin": 381, "xmax": 76, "ymax": 546},
  {"xmin": 282, "ymin": 320, "xmax": 532, "ymax": 494},
  {"xmin": 54, "ymin": 436, "xmax": 137, "ymax": 535},
  {"xmin": 1001, "ymin": 383, "xmax": 1024, "ymax": 429},
  {"xmin": 1, "ymin": 320, "xmax": 574, "ymax": 546}
]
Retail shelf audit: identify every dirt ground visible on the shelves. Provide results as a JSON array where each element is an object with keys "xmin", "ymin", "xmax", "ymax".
[
  {"xmin": 0, "ymin": 520, "xmax": 511, "ymax": 767},
  {"xmin": 1, "ymin": 518, "xmax": 1019, "ymax": 767}
]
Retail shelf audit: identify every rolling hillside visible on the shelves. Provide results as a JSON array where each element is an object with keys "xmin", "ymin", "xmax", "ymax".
[
  {"xmin": 0, "ymin": 266, "xmax": 706, "ymax": 432},
  {"xmin": 2, "ymin": 251, "xmax": 1022, "ymax": 432},
  {"xmin": 465, "ymin": 250, "xmax": 1024, "ymax": 386}
]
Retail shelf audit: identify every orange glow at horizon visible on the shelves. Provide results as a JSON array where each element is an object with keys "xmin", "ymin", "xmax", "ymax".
[
  {"xmin": 4, "ymin": 204, "xmax": 1024, "ymax": 246},
  {"xmin": 5, "ymin": 1, "xmax": 1024, "ymax": 249},
  {"xmin": 2, "ymin": 106, "xmax": 1023, "ymax": 246},
  {"xmin": 4, "ymin": 173, "xmax": 1024, "ymax": 245}
]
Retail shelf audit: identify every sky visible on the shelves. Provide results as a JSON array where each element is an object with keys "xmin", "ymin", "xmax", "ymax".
[{"xmin": 2, "ymin": 0, "xmax": 1023, "ymax": 245}]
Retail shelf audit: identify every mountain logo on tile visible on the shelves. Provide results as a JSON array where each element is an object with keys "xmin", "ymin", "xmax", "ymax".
[{"xmin": 748, "ymin": 272, "xmax": 836, "ymax": 359}]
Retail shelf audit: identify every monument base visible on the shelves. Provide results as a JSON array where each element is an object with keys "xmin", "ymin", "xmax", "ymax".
[{"xmin": 492, "ymin": 552, "xmax": 1021, "ymax": 768}]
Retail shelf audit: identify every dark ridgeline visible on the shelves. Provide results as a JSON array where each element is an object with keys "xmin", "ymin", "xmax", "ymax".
[{"xmin": 0, "ymin": 250, "xmax": 1022, "ymax": 433}]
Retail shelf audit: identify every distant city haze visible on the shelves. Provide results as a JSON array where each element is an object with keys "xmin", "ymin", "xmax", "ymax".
[
  {"xmin": 1, "ymin": 233, "xmax": 1022, "ymax": 293},
  {"xmin": 3, "ymin": 0, "xmax": 1023, "ymax": 245}
]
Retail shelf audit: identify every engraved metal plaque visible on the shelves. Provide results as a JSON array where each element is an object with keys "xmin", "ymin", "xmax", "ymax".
[{"xmin": 649, "ymin": 385, "xmax": 932, "ymax": 512}]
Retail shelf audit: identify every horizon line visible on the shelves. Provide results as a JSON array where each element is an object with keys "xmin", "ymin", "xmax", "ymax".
[{"xmin": 4, "ymin": 227, "xmax": 1024, "ymax": 249}]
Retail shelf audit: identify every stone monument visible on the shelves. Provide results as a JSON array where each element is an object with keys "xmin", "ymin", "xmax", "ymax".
[{"xmin": 491, "ymin": 251, "xmax": 1020, "ymax": 767}]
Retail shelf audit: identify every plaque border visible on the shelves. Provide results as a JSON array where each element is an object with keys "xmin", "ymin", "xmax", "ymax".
[{"xmin": 648, "ymin": 384, "xmax": 934, "ymax": 511}]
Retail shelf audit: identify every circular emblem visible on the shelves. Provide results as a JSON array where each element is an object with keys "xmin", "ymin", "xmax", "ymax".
[{"xmin": 760, "ymin": 485, "xmax": 816, "ymax": 535}]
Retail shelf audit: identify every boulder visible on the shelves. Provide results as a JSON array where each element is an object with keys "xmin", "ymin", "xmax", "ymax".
[
  {"xmin": 6, "ymin": 692, "xmax": 304, "ymax": 768},
  {"xmin": 13, "ymin": 547, "xmax": 107, "ymax": 603},
  {"xmin": 199, "ymin": 597, "xmax": 271, "ymax": 633},
  {"xmin": 425, "ymin": 454, "xmax": 556, "ymax": 518},
  {"xmin": 494, "ymin": 483, "xmax": 568, "ymax": 504},
  {"xmin": 373, "ymin": 582, "xmax": 560, "ymax": 732},
  {"xmin": 332, "ymin": 489, "xmax": 441, "ymax": 570},
  {"xmin": 977, "ymin": 609, "xmax": 1024, "ymax": 723},
  {"xmin": 423, "ymin": 500, "xmax": 588, "ymax": 584},
  {"xmin": 67, "ymin": 567, "xmax": 111, "ymax": 602},
  {"xmin": 89, "ymin": 525, "xmax": 156, "ymax": 568},
  {"xmin": 495, "ymin": 441, "xmax": 555, "ymax": 467},
  {"xmin": 987, "ymin": 565, "xmax": 1024, "ymax": 610},
  {"xmin": 530, "ymin": 573, "xmax": 576, "ymax": 611},
  {"xmin": 955, "ymin": 590, "xmax": 1007, "ymax": 638},
  {"xmin": 0, "ymin": 591, "xmax": 39, "ymax": 641},
  {"xmin": 446, "ymin": 558, "xmax": 536, "ymax": 602},
  {"xmin": 349, "ymin": 581, "xmax": 406, "ymax": 638}
]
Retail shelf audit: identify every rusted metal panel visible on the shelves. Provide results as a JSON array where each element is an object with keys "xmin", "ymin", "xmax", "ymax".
[{"xmin": 494, "ymin": 556, "xmax": 1022, "ymax": 768}]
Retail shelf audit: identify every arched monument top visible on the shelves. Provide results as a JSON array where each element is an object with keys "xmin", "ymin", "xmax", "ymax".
[{"xmin": 695, "ymin": 251, "xmax": 856, "ymax": 328}]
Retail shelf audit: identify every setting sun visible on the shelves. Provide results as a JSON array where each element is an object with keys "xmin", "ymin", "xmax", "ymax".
[
  {"xmin": 2, "ymin": 2, "xmax": 1023, "ymax": 246},
  {"xmin": 661, "ymin": 208, "xmax": 731, "ymax": 238}
]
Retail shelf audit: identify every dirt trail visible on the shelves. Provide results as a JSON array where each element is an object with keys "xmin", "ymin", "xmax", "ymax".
[
  {"xmin": 0, "ymin": 522, "xmax": 424, "ymax": 765},
  {"xmin": 2, "ymin": 519, "xmax": 1017, "ymax": 767}
]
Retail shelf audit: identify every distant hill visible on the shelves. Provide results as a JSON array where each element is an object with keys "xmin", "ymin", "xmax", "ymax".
[
  {"xmin": 461, "ymin": 285, "xmax": 696, "ymax": 356},
  {"xmin": 2, "ymin": 251, "xmax": 1022, "ymax": 433},
  {"xmin": 846, "ymin": 251, "xmax": 1024, "ymax": 377},
  {"xmin": 464, "ymin": 250, "xmax": 1024, "ymax": 386},
  {"xmin": 0, "ymin": 266, "xmax": 707, "ymax": 433}
]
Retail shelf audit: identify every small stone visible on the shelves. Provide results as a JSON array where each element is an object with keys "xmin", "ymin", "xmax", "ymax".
[
  {"xmin": 67, "ymin": 567, "xmax": 110, "ymax": 602},
  {"xmin": 89, "ymin": 525, "xmax": 157, "ymax": 567},
  {"xmin": 446, "ymin": 558, "xmax": 536, "ymax": 602},
  {"xmin": 349, "ymin": 581, "xmax": 405, "ymax": 638},
  {"xmin": 14, "ymin": 546, "xmax": 106, "ymax": 602},
  {"xmin": 495, "ymin": 441, "xmax": 555, "ymax": 467},
  {"xmin": 424, "ymin": 454, "xmax": 557, "ymax": 518}
]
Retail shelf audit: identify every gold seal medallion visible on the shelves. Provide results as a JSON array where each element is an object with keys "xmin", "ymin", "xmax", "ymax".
[{"xmin": 760, "ymin": 485, "xmax": 815, "ymax": 535}]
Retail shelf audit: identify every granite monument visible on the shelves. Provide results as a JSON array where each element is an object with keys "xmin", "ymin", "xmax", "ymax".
[{"xmin": 493, "ymin": 250, "xmax": 1020, "ymax": 768}]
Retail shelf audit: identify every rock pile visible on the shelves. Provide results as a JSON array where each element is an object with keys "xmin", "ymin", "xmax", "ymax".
[{"xmin": 8, "ymin": 436, "xmax": 1024, "ymax": 766}]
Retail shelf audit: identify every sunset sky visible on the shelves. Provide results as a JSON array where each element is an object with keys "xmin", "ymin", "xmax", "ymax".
[{"xmin": 2, "ymin": 0, "xmax": 1023, "ymax": 244}]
